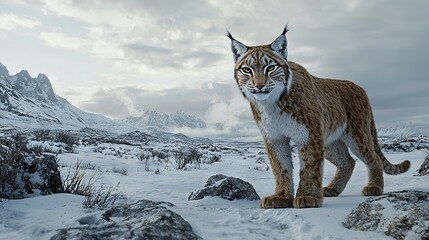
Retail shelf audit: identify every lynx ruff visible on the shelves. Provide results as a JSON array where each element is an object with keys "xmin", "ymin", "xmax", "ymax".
[{"xmin": 227, "ymin": 27, "xmax": 410, "ymax": 209}]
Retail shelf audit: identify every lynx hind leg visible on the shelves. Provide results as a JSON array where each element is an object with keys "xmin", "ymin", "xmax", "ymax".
[
  {"xmin": 346, "ymin": 133, "xmax": 384, "ymax": 196},
  {"xmin": 323, "ymin": 141, "xmax": 355, "ymax": 197}
]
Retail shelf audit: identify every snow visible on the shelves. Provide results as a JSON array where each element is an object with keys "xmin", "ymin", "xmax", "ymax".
[
  {"xmin": 0, "ymin": 194, "xmax": 85, "ymax": 240},
  {"xmin": 1, "ymin": 136, "xmax": 428, "ymax": 240}
]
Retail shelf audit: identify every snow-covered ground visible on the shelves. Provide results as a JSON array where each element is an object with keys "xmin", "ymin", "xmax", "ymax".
[{"xmin": 0, "ymin": 135, "xmax": 428, "ymax": 240}]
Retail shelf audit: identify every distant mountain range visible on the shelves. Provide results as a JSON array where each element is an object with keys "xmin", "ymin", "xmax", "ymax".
[
  {"xmin": 0, "ymin": 62, "xmax": 206, "ymax": 133},
  {"xmin": 124, "ymin": 110, "xmax": 206, "ymax": 130}
]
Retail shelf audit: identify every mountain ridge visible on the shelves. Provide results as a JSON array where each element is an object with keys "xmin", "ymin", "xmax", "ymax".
[
  {"xmin": 0, "ymin": 62, "xmax": 124, "ymax": 132},
  {"xmin": 0, "ymin": 62, "xmax": 207, "ymax": 134},
  {"xmin": 124, "ymin": 110, "xmax": 206, "ymax": 130}
]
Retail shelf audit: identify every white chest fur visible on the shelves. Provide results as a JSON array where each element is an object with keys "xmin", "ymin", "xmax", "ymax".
[{"xmin": 255, "ymin": 102, "xmax": 309, "ymax": 146}]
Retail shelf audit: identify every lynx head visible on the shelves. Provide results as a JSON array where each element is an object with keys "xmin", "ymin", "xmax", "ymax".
[{"xmin": 227, "ymin": 27, "xmax": 292, "ymax": 103}]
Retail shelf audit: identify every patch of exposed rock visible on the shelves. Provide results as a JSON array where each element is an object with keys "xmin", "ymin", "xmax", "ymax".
[
  {"xmin": 380, "ymin": 136, "xmax": 429, "ymax": 152},
  {"xmin": 51, "ymin": 200, "xmax": 201, "ymax": 240},
  {"xmin": 0, "ymin": 154, "xmax": 63, "ymax": 199},
  {"xmin": 188, "ymin": 174, "xmax": 260, "ymax": 201},
  {"xmin": 415, "ymin": 154, "xmax": 429, "ymax": 176},
  {"xmin": 343, "ymin": 191, "xmax": 429, "ymax": 240}
]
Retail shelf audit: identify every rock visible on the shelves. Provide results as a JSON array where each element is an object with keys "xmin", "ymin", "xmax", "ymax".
[
  {"xmin": 343, "ymin": 191, "xmax": 429, "ymax": 240},
  {"xmin": 0, "ymin": 154, "xmax": 63, "ymax": 199},
  {"xmin": 380, "ymin": 136, "xmax": 429, "ymax": 153},
  {"xmin": 188, "ymin": 174, "xmax": 260, "ymax": 201},
  {"xmin": 51, "ymin": 200, "xmax": 201, "ymax": 240},
  {"xmin": 416, "ymin": 154, "xmax": 429, "ymax": 176},
  {"xmin": 28, "ymin": 155, "xmax": 63, "ymax": 195}
]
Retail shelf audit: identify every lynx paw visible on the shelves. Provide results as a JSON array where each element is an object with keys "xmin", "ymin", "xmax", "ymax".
[
  {"xmin": 362, "ymin": 186, "xmax": 383, "ymax": 196},
  {"xmin": 323, "ymin": 187, "xmax": 340, "ymax": 197},
  {"xmin": 293, "ymin": 196, "xmax": 323, "ymax": 208},
  {"xmin": 260, "ymin": 195, "xmax": 293, "ymax": 209}
]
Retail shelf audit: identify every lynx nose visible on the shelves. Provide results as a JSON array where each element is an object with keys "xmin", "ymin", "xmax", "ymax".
[{"xmin": 255, "ymin": 84, "xmax": 264, "ymax": 90}]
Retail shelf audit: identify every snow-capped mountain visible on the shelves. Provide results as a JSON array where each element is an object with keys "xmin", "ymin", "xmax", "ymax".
[
  {"xmin": 124, "ymin": 110, "xmax": 206, "ymax": 131},
  {"xmin": 378, "ymin": 123, "xmax": 429, "ymax": 138},
  {"xmin": 0, "ymin": 62, "xmax": 206, "ymax": 135},
  {"xmin": 0, "ymin": 62, "xmax": 124, "ymax": 131}
]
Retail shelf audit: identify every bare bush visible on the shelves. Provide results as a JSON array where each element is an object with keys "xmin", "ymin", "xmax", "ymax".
[
  {"xmin": 82, "ymin": 182, "xmax": 122, "ymax": 209},
  {"xmin": 111, "ymin": 167, "xmax": 128, "ymax": 176},
  {"xmin": 28, "ymin": 144, "xmax": 60, "ymax": 156},
  {"xmin": 0, "ymin": 164, "xmax": 15, "ymax": 199},
  {"xmin": 62, "ymin": 159, "xmax": 100, "ymax": 196},
  {"xmin": 79, "ymin": 160, "xmax": 102, "ymax": 172},
  {"xmin": 137, "ymin": 152, "xmax": 152, "ymax": 171},
  {"xmin": 173, "ymin": 147, "xmax": 203, "ymax": 170},
  {"xmin": 33, "ymin": 129, "xmax": 51, "ymax": 141},
  {"xmin": 55, "ymin": 131, "xmax": 79, "ymax": 151},
  {"xmin": 151, "ymin": 150, "xmax": 169, "ymax": 160},
  {"xmin": 207, "ymin": 154, "xmax": 221, "ymax": 164},
  {"xmin": 137, "ymin": 152, "xmax": 151, "ymax": 162},
  {"xmin": 0, "ymin": 133, "xmax": 28, "ymax": 165},
  {"xmin": 0, "ymin": 134, "xmax": 28, "ymax": 198}
]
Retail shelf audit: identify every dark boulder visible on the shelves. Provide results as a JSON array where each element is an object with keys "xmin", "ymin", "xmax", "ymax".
[
  {"xmin": 188, "ymin": 174, "xmax": 260, "ymax": 201},
  {"xmin": 416, "ymin": 154, "xmax": 429, "ymax": 176},
  {"xmin": 28, "ymin": 155, "xmax": 63, "ymax": 195},
  {"xmin": 0, "ymin": 154, "xmax": 63, "ymax": 199},
  {"xmin": 51, "ymin": 200, "xmax": 201, "ymax": 240},
  {"xmin": 343, "ymin": 191, "xmax": 429, "ymax": 240}
]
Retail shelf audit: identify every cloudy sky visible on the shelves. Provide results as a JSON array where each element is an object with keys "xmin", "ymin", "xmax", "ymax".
[{"xmin": 1, "ymin": 0, "xmax": 428, "ymax": 132}]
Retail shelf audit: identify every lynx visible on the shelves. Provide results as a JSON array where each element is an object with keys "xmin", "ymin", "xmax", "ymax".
[{"xmin": 227, "ymin": 27, "xmax": 410, "ymax": 208}]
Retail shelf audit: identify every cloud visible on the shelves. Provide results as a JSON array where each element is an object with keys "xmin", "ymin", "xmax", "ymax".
[
  {"xmin": 33, "ymin": 1, "xmax": 229, "ymax": 88},
  {"xmin": 40, "ymin": 31, "xmax": 89, "ymax": 49},
  {"xmin": 122, "ymin": 42, "xmax": 223, "ymax": 70},
  {"xmin": 0, "ymin": 13, "xmax": 40, "ymax": 30},
  {"xmin": 80, "ymin": 82, "xmax": 241, "ymax": 118}
]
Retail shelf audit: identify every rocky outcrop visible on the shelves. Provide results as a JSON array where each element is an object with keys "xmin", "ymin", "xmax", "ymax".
[
  {"xmin": 29, "ymin": 155, "xmax": 63, "ymax": 194},
  {"xmin": 343, "ymin": 191, "xmax": 429, "ymax": 240},
  {"xmin": 0, "ymin": 62, "xmax": 120, "ymax": 130},
  {"xmin": 416, "ymin": 154, "xmax": 429, "ymax": 176},
  {"xmin": 188, "ymin": 174, "xmax": 260, "ymax": 201},
  {"xmin": 0, "ymin": 154, "xmax": 63, "ymax": 199},
  {"xmin": 380, "ymin": 136, "xmax": 429, "ymax": 152},
  {"xmin": 1, "ymin": 133, "xmax": 63, "ymax": 199},
  {"xmin": 51, "ymin": 200, "xmax": 201, "ymax": 240}
]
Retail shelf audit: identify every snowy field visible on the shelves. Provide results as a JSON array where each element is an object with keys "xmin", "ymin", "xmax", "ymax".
[{"xmin": 0, "ymin": 133, "xmax": 428, "ymax": 240}]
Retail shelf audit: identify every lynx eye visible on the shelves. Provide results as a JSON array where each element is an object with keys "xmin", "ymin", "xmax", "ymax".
[
  {"xmin": 241, "ymin": 66, "xmax": 252, "ymax": 74},
  {"xmin": 266, "ymin": 65, "xmax": 277, "ymax": 72}
]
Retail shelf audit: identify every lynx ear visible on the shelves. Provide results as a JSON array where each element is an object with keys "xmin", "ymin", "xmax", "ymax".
[
  {"xmin": 270, "ymin": 26, "xmax": 289, "ymax": 59},
  {"xmin": 226, "ymin": 30, "xmax": 248, "ymax": 63}
]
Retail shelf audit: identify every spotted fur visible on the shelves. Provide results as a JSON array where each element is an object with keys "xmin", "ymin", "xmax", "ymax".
[{"xmin": 228, "ymin": 27, "xmax": 410, "ymax": 208}]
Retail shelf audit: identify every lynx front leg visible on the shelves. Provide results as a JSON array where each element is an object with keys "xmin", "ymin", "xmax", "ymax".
[
  {"xmin": 260, "ymin": 138, "xmax": 294, "ymax": 209},
  {"xmin": 294, "ymin": 138, "xmax": 324, "ymax": 208}
]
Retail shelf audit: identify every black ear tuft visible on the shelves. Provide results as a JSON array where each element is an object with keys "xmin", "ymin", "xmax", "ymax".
[
  {"xmin": 281, "ymin": 24, "xmax": 290, "ymax": 35},
  {"xmin": 226, "ymin": 30, "xmax": 235, "ymax": 40}
]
